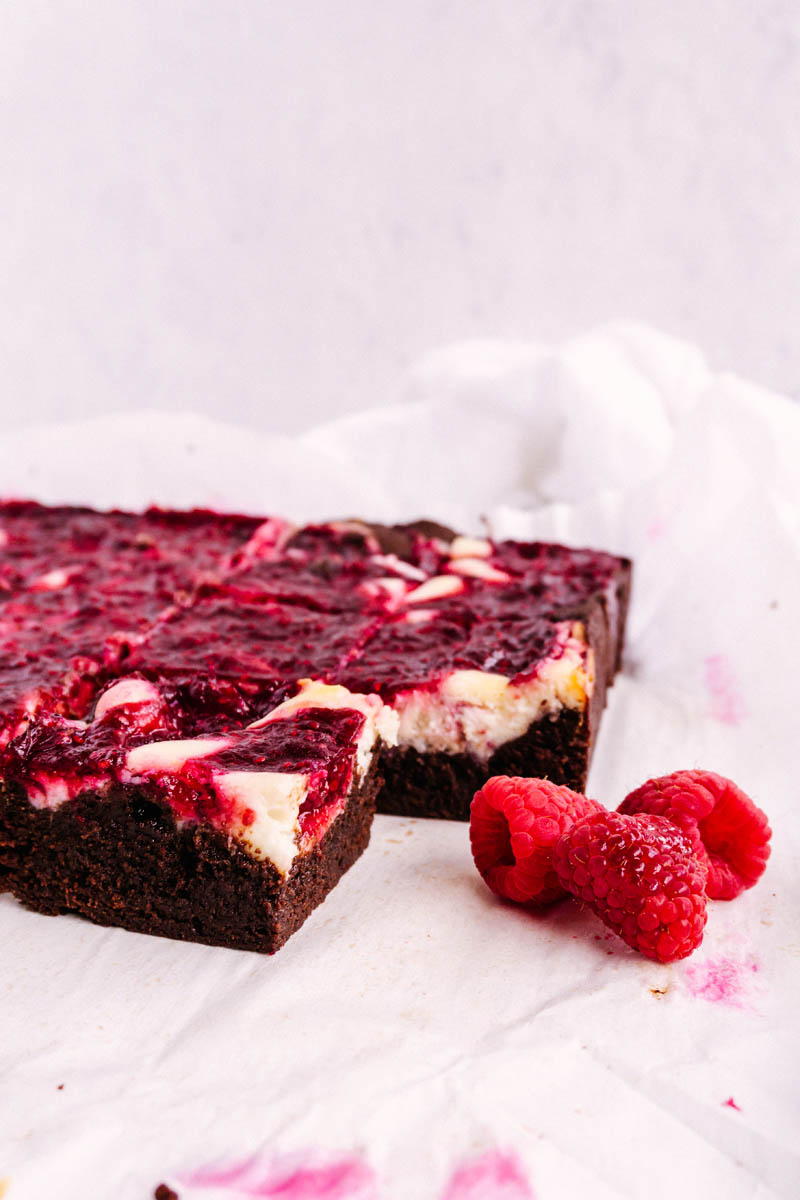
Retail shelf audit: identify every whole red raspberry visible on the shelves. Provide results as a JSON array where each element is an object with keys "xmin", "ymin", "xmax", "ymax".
[
  {"xmin": 469, "ymin": 776, "xmax": 602, "ymax": 905},
  {"xmin": 619, "ymin": 770, "xmax": 771, "ymax": 900},
  {"xmin": 552, "ymin": 810, "xmax": 708, "ymax": 962}
]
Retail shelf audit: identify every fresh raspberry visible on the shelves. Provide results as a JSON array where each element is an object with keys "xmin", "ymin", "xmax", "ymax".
[
  {"xmin": 619, "ymin": 770, "xmax": 771, "ymax": 900},
  {"xmin": 469, "ymin": 776, "xmax": 602, "ymax": 905},
  {"xmin": 553, "ymin": 810, "xmax": 708, "ymax": 962}
]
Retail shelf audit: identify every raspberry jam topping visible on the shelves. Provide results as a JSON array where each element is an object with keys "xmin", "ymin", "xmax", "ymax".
[
  {"xmin": 1, "ymin": 502, "xmax": 627, "ymax": 859},
  {"xmin": 125, "ymin": 592, "xmax": 381, "ymax": 684},
  {"xmin": 5, "ymin": 696, "xmax": 366, "ymax": 839},
  {"xmin": 0, "ymin": 502, "xmax": 260, "ymax": 597},
  {"xmin": 1, "ymin": 504, "xmax": 622, "ymax": 726},
  {"xmin": 0, "ymin": 503, "xmax": 264, "ymax": 733},
  {"xmin": 129, "ymin": 706, "xmax": 366, "ymax": 836}
]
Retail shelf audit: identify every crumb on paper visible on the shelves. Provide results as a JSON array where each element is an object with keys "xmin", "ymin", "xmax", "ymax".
[{"xmin": 154, "ymin": 1185, "xmax": 179, "ymax": 1200}]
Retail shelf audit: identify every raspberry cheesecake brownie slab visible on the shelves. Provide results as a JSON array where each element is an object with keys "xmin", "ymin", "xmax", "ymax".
[
  {"xmin": 0, "ymin": 680, "xmax": 397, "ymax": 952},
  {"xmin": 0, "ymin": 501, "xmax": 632, "ymax": 949}
]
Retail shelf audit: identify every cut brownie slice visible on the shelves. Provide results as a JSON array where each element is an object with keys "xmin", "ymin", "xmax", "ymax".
[{"xmin": 0, "ymin": 679, "xmax": 397, "ymax": 951}]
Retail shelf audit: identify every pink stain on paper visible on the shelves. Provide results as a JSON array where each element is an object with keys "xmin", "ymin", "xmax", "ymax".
[
  {"xmin": 684, "ymin": 955, "xmax": 758, "ymax": 1009},
  {"xmin": 646, "ymin": 515, "xmax": 668, "ymax": 541},
  {"xmin": 704, "ymin": 655, "xmax": 746, "ymax": 726},
  {"xmin": 166, "ymin": 1149, "xmax": 535, "ymax": 1200},
  {"xmin": 175, "ymin": 1153, "xmax": 378, "ymax": 1198},
  {"xmin": 440, "ymin": 1150, "xmax": 534, "ymax": 1200},
  {"xmin": 723, "ymin": 1097, "xmax": 742, "ymax": 1112}
]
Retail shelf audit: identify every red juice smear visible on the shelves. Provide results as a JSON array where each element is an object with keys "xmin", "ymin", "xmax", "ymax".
[
  {"xmin": 704, "ymin": 655, "xmax": 746, "ymax": 727},
  {"xmin": 440, "ymin": 1150, "xmax": 534, "ymax": 1200},
  {"xmin": 178, "ymin": 1153, "xmax": 377, "ymax": 1198},
  {"xmin": 684, "ymin": 955, "xmax": 758, "ymax": 1008}
]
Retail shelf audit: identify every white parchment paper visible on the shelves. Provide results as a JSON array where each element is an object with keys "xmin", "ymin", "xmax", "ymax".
[{"xmin": 1, "ymin": 323, "xmax": 798, "ymax": 1200}]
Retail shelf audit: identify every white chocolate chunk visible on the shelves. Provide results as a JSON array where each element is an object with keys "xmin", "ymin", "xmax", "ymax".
[
  {"xmin": 370, "ymin": 553, "xmax": 427, "ymax": 582},
  {"xmin": 448, "ymin": 536, "xmax": 492, "ymax": 559},
  {"xmin": 95, "ymin": 678, "xmax": 162, "ymax": 718},
  {"xmin": 32, "ymin": 568, "xmax": 72, "ymax": 591},
  {"xmin": 125, "ymin": 737, "xmax": 232, "ymax": 775},
  {"xmin": 402, "ymin": 575, "xmax": 464, "ymax": 605},
  {"xmin": 402, "ymin": 608, "xmax": 436, "ymax": 625},
  {"xmin": 359, "ymin": 576, "xmax": 409, "ymax": 606},
  {"xmin": 448, "ymin": 558, "xmax": 511, "ymax": 583}
]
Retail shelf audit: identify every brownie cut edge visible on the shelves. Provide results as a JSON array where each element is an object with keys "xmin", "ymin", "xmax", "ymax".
[
  {"xmin": 373, "ymin": 559, "xmax": 632, "ymax": 821},
  {"xmin": 0, "ymin": 759, "xmax": 383, "ymax": 954}
]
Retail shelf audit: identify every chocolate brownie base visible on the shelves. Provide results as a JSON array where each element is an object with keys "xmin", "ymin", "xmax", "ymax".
[
  {"xmin": 0, "ymin": 765, "xmax": 382, "ymax": 953},
  {"xmin": 376, "ymin": 707, "xmax": 591, "ymax": 821}
]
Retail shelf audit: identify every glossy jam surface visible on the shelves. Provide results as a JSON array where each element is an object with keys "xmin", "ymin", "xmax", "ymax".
[
  {"xmin": 0, "ymin": 503, "xmax": 623, "ymax": 721},
  {"xmin": 0, "ymin": 503, "xmax": 626, "ymax": 853},
  {"xmin": 0, "ymin": 503, "xmax": 263, "ymax": 733},
  {"xmin": 0, "ymin": 502, "xmax": 261, "ymax": 597},
  {"xmin": 338, "ymin": 551, "xmax": 621, "ymax": 698},
  {"xmin": 126, "ymin": 592, "xmax": 380, "ymax": 684}
]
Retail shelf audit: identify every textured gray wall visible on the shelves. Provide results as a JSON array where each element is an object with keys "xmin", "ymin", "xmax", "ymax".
[{"xmin": 2, "ymin": 1, "xmax": 798, "ymax": 432}]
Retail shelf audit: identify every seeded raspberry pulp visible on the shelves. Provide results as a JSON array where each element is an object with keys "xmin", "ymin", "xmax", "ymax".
[
  {"xmin": 619, "ymin": 770, "xmax": 771, "ymax": 900},
  {"xmin": 470, "ymin": 776, "xmax": 602, "ymax": 906},
  {"xmin": 553, "ymin": 810, "xmax": 708, "ymax": 962}
]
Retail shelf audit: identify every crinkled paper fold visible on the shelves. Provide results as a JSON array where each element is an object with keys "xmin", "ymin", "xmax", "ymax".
[{"xmin": 1, "ymin": 323, "xmax": 798, "ymax": 1200}]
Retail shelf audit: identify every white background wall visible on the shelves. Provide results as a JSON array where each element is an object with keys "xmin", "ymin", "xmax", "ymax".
[{"xmin": 2, "ymin": 1, "xmax": 799, "ymax": 435}]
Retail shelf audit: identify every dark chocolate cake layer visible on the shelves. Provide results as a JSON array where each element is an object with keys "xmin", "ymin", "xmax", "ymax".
[
  {"xmin": 0, "ymin": 761, "xmax": 381, "ymax": 954},
  {"xmin": 377, "ymin": 708, "xmax": 592, "ymax": 821}
]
